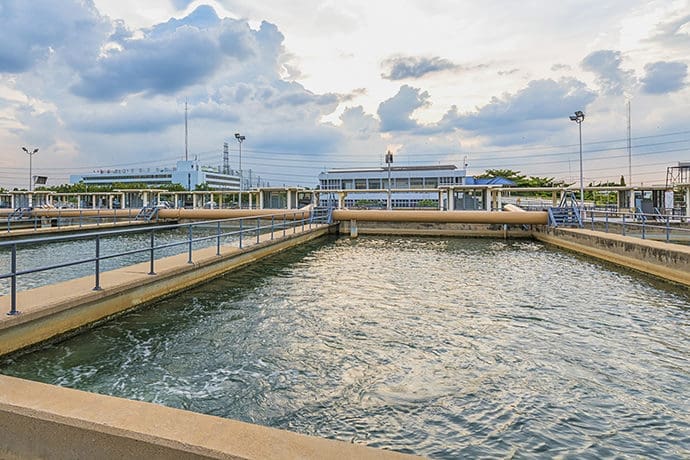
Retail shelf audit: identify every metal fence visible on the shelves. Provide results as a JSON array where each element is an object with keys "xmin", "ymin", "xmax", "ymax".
[
  {"xmin": 1, "ymin": 211, "xmax": 328, "ymax": 316},
  {"xmin": 585, "ymin": 210, "xmax": 690, "ymax": 243},
  {"xmin": 3, "ymin": 207, "xmax": 142, "ymax": 232}
]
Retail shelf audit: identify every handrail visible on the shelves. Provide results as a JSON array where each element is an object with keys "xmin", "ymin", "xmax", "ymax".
[
  {"xmin": 1, "ymin": 211, "xmax": 327, "ymax": 315},
  {"xmin": 585, "ymin": 209, "xmax": 690, "ymax": 243}
]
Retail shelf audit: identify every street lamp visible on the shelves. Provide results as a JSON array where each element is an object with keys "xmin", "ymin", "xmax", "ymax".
[
  {"xmin": 385, "ymin": 150, "xmax": 393, "ymax": 210},
  {"xmin": 21, "ymin": 146, "xmax": 39, "ymax": 191},
  {"xmin": 234, "ymin": 133, "xmax": 245, "ymax": 208},
  {"xmin": 569, "ymin": 111, "xmax": 585, "ymax": 219}
]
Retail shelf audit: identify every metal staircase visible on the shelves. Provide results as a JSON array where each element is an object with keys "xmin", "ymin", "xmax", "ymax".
[
  {"xmin": 135, "ymin": 206, "xmax": 159, "ymax": 222},
  {"xmin": 310, "ymin": 206, "xmax": 334, "ymax": 224},
  {"xmin": 547, "ymin": 192, "xmax": 582, "ymax": 227},
  {"xmin": 7, "ymin": 207, "xmax": 34, "ymax": 221}
]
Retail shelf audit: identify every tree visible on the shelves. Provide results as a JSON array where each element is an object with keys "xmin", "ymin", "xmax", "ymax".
[
  {"xmin": 620, "ymin": 175, "xmax": 626, "ymax": 186},
  {"xmin": 476, "ymin": 169, "xmax": 526, "ymax": 184}
]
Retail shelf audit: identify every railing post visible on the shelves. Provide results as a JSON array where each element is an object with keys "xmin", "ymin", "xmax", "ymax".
[
  {"xmin": 256, "ymin": 217, "xmax": 260, "ymax": 244},
  {"xmin": 591, "ymin": 211, "xmax": 594, "ymax": 230},
  {"xmin": 8, "ymin": 244, "xmax": 19, "ymax": 315},
  {"xmin": 271, "ymin": 216, "xmax": 275, "ymax": 240},
  {"xmin": 149, "ymin": 230, "xmax": 156, "ymax": 275},
  {"xmin": 622, "ymin": 214, "xmax": 626, "ymax": 237},
  {"xmin": 239, "ymin": 219, "xmax": 243, "ymax": 249},
  {"xmin": 666, "ymin": 216, "xmax": 670, "ymax": 243},
  {"xmin": 187, "ymin": 224, "xmax": 193, "ymax": 264},
  {"xmin": 216, "ymin": 221, "xmax": 221, "ymax": 256},
  {"xmin": 94, "ymin": 235, "xmax": 102, "ymax": 290},
  {"xmin": 642, "ymin": 218, "xmax": 646, "ymax": 239},
  {"xmin": 605, "ymin": 212, "xmax": 609, "ymax": 233}
]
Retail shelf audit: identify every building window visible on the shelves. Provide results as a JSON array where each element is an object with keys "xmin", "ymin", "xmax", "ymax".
[
  {"xmin": 368, "ymin": 178, "xmax": 381, "ymax": 189},
  {"xmin": 425, "ymin": 178, "xmax": 438, "ymax": 188},
  {"xmin": 343, "ymin": 180, "xmax": 353, "ymax": 189},
  {"xmin": 410, "ymin": 177, "xmax": 423, "ymax": 189},
  {"xmin": 394, "ymin": 178, "xmax": 408, "ymax": 189},
  {"xmin": 355, "ymin": 179, "xmax": 367, "ymax": 189}
]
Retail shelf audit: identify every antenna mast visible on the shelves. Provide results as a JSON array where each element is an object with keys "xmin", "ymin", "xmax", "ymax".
[
  {"xmin": 627, "ymin": 99, "xmax": 632, "ymax": 186},
  {"xmin": 185, "ymin": 99, "xmax": 189, "ymax": 161}
]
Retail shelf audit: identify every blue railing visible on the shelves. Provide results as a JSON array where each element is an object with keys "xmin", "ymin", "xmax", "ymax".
[{"xmin": 1, "ymin": 211, "xmax": 327, "ymax": 316}]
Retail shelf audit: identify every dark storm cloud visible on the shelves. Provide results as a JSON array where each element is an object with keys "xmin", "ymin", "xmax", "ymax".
[
  {"xmin": 641, "ymin": 61, "xmax": 687, "ymax": 94},
  {"xmin": 581, "ymin": 50, "xmax": 636, "ymax": 96}
]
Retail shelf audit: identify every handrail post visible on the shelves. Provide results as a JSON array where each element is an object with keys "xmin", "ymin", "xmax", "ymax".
[
  {"xmin": 239, "ymin": 219, "xmax": 243, "ymax": 249},
  {"xmin": 605, "ymin": 212, "xmax": 609, "ymax": 233},
  {"xmin": 256, "ymin": 217, "xmax": 260, "ymax": 244},
  {"xmin": 271, "ymin": 216, "xmax": 274, "ymax": 240},
  {"xmin": 622, "ymin": 214, "xmax": 626, "ymax": 236},
  {"xmin": 8, "ymin": 244, "xmax": 19, "ymax": 315},
  {"xmin": 187, "ymin": 224, "xmax": 193, "ymax": 264},
  {"xmin": 666, "ymin": 216, "xmax": 670, "ymax": 243},
  {"xmin": 642, "ymin": 217, "xmax": 646, "ymax": 239},
  {"xmin": 216, "ymin": 221, "xmax": 221, "ymax": 256},
  {"xmin": 148, "ymin": 230, "xmax": 156, "ymax": 275},
  {"xmin": 94, "ymin": 235, "xmax": 102, "ymax": 290}
]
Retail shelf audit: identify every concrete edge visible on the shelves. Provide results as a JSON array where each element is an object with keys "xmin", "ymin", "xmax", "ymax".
[
  {"xmin": 0, "ymin": 375, "xmax": 416, "ymax": 459},
  {"xmin": 533, "ymin": 227, "xmax": 690, "ymax": 287}
]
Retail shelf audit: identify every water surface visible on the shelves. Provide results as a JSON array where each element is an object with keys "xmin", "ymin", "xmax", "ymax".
[{"xmin": 2, "ymin": 236, "xmax": 689, "ymax": 458}]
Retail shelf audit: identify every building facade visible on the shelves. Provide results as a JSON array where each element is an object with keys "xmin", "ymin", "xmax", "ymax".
[
  {"xmin": 70, "ymin": 160, "xmax": 240, "ymax": 191},
  {"xmin": 318, "ymin": 164, "xmax": 469, "ymax": 208}
]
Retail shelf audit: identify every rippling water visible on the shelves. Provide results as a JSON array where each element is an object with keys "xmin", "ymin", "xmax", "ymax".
[{"xmin": 2, "ymin": 236, "xmax": 689, "ymax": 458}]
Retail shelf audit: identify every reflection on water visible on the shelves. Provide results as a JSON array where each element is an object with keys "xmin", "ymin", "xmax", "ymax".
[{"xmin": 2, "ymin": 236, "xmax": 689, "ymax": 458}]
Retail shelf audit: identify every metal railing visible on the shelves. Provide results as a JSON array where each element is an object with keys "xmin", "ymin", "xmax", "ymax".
[
  {"xmin": 585, "ymin": 210, "xmax": 690, "ymax": 243},
  {"xmin": 1, "ymin": 211, "xmax": 328, "ymax": 316},
  {"xmin": 4, "ymin": 207, "xmax": 143, "ymax": 233}
]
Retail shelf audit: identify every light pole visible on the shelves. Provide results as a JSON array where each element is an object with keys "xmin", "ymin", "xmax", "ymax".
[
  {"xmin": 569, "ymin": 111, "xmax": 585, "ymax": 218},
  {"xmin": 21, "ymin": 146, "xmax": 39, "ymax": 191},
  {"xmin": 385, "ymin": 150, "xmax": 393, "ymax": 210},
  {"xmin": 234, "ymin": 133, "xmax": 245, "ymax": 208}
]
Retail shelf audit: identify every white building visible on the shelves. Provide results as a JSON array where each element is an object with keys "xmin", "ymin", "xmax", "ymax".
[
  {"xmin": 318, "ymin": 164, "xmax": 468, "ymax": 208},
  {"xmin": 70, "ymin": 160, "xmax": 241, "ymax": 191}
]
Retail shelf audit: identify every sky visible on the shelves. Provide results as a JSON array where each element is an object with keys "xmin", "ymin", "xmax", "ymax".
[{"xmin": 1, "ymin": 0, "xmax": 689, "ymax": 190}]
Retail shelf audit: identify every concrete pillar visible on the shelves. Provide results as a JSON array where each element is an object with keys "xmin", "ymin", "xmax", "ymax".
[
  {"xmin": 552, "ymin": 191, "xmax": 558, "ymax": 206},
  {"xmin": 350, "ymin": 219, "xmax": 358, "ymax": 238},
  {"xmin": 108, "ymin": 195, "xmax": 113, "ymax": 209},
  {"xmin": 448, "ymin": 189, "xmax": 455, "ymax": 211},
  {"xmin": 249, "ymin": 193, "xmax": 253, "ymax": 209},
  {"xmin": 121, "ymin": 193, "xmax": 126, "ymax": 209},
  {"xmin": 685, "ymin": 187, "xmax": 690, "ymax": 219},
  {"xmin": 28, "ymin": 193, "xmax": 33, "ymax": 208},
  {"xmin": 259, "ymin": 191, "xmax": 264, "ymax": 209},
  {"xmin": 10, "ymin": 194, "xmax": 15, "ymax": 209},
  {"xmin": 338, "ymin": 193, "xmax": 345, "ymax": 209},
  {"xmin": 192, "ymin": 193, "xmax": 197, "ymax": 208},
  {"xmin": 92, "ymin": 194, "xmax": 97, "ymax": 208},
  {"xmin": 438, "ymin": 190, "xmax": 443, "ymax": 210},
  {"xmin": 485, "ymin": 189, "xmax": 491, "ymax": 211},
  {"xmin": 142, "ymin": 192, "xmax": 149, "ymax": 207},
  {"xmin": 210, "ymin": 193, "xmax": 214, "ymax": 208}
]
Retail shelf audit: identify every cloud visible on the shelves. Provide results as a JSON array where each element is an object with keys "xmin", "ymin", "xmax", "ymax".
[
  {"xmin": 551, "ymin": 63, "xmax": 572, "ymax": 72},
  {"xmin": 581, "ymin": 50, "xmax": 636, "ymax": 96},
  {"xmin": 641, "ymin": 61, "xmax": 687, "ymax": 94},
  {"xmin": 381, "ymin": 56, "xmax": 458, "ymax": 80},
  {"xmin": 439, "ymin": 78, "xmax": 596, "ymax": 143},
  {"xmin": 498, "ymin": 68, "xmax": 519, "ymax": 76},
  {"xmin": 377, "ymin": 85, "xmax": 430, "ymax": 132},
  {"xmin": 646, "ymin": 13, "xmax": 690, "ymax": 50},
  {"xmin": 0, "ymin": 0, "xmax": 107, "ymax": 73},
  {"xmin": 339, "ymin": 106, "xmax": 380, "ymax": 140}
]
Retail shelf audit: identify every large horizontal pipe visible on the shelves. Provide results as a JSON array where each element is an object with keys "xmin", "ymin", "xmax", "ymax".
[
  {"xmin": 332, "ymin": 209, "xmax": 548, "ymax": 225},
  {"xmin": 157, "ymin": 208, "xmax": 309, "ymax": 220}
]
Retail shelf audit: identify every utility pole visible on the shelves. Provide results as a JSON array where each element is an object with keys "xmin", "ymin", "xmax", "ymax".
[{"xmin": 385, "ymin": 150, "xmax": 393, "ymax": 210}]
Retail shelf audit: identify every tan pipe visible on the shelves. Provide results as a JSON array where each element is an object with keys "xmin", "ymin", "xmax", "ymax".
[
  {"xmin": 157, "ymin": 209, "xmax": 310, "ymax": 220},
  {"xmin": 332, "ymin": 209, "xmax": 548, "ymax": 225}
]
